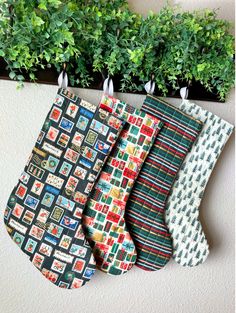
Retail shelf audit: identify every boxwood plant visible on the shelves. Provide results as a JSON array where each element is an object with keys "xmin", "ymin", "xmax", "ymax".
[{"xmin": 0, "ymin": 0, "xmax": 234, "ymax": 99}]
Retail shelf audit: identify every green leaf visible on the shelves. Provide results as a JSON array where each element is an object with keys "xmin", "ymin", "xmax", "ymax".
[
  {"xmin": 9, "ymin": 71, "xmax": 16, "ymax": 79},
  {"xmin": 29, "ymin": 73, "xmax": 36, "ymax": 80},
  {"xmin": 48, "ymin": 0, "xmax": 62, "ymax": 8},
  {"xmin": 197, "ymin": 63, "xmax": 207, "ymax": 72},
  {"xmin": 31, "ymin": 12, "xmax": 45, "ymax": 27},
  {"xmin": 0, "ymin": 2, "xmax": 233, "ymax": 97},
  {"xmin": 17, "ymin": 75, "xmax": 25, "ymax": 81},
  {"xmin": 38, "ymin": 2, "xmax": 47, "ymax": 11}
]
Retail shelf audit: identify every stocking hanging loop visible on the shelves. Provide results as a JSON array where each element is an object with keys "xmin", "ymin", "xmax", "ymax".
[
  {"xmin": 144, "ymin": 75, "xmax": 155, "ymax": 95},
  {"xmin": 103, "ymin": 75, "xmax": 114, "ymax": 97},
  {"xmin": 58, "ymin": 62, "xmax": 68, "ymax": 89},
  {"xmin": 180, "ymin": 86, "xmax": 189, "ymax": 100}
]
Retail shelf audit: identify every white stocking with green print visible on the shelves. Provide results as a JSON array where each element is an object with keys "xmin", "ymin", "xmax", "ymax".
[{"xmin": 165, "ymin": 99, "xmax": 234, "ymax": 267}]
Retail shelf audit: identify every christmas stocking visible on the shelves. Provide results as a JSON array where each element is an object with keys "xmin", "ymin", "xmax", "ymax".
[
  {"xmin": 165, "ymin": 99, "xmax": 234, "ymax": 266},
  {"xmin": 126, "ymin": 94, "xmax": 203, "ymax": 271},
  {"xmin": 83, "ymin": 94, "xmax": 163, "ymax": 275},
  {"xmin": 4, "ymin": 88, "xmax": 124, "ymax": 289}
]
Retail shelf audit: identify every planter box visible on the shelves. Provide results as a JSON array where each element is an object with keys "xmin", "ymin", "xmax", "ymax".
[{"xmin": 0, "ymin": 58, "xmax": 224, "ymax": 102}]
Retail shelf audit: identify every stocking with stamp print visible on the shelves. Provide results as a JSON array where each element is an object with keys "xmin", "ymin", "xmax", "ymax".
[
  {"xmin": 165, "ymin": 92, "xmax": 234, "ymax": 267},
  {"xmin": 83, "ymin": 94, "xmax": 163, "ymax": 275},
  {"xmin": 126, "ymin": 94, "xmax": 203, "ymax": 271},
  {"xmin": 4, "ymin": 88, "xmax": 124, "ymax": 289}
]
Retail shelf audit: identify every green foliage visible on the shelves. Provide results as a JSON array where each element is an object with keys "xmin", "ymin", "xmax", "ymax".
[
  {"xmin": 158, "ymin": 9, "xmax": 235, "ymax": 99},
  {"xmin": 123, "ymin": 7, "xmax": 175, "ymax": 92},
  {"xmin": 0, "ymin": 0, "xmax": 234, "ymax": 99}
]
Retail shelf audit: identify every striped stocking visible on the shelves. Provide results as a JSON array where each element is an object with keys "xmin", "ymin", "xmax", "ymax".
[
  {"xmin": 83, "ymin": 94, "xmax": 162, "ymax": 275},
  {"xmin": 165, "ymin": 99, "xmax": 234, "ymax": 266},
  {"xmin": 126, "ymin": 94, "xmax": 203, "ymax": 271}
]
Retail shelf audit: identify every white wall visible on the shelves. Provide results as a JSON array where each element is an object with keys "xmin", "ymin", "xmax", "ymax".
[
  {"xmin": 130, "ymin": 0, "xmax": 235, "ymax": 24},
  {"xmin": 0, "ymin": 1, "xmax": 234, "ymax": 313}
]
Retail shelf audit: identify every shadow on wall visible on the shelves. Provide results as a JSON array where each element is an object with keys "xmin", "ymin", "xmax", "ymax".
[{"xmin": 199, "ymin": 133, "xmax": 235, "ymax": 256}]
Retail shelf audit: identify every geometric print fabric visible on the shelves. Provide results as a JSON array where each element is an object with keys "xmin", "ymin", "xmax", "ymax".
[
  {"xmin": 4, "ymin": 88, "xmax": 124, "ymax": 289},
  {"xmin": 83, "ymin": 94, "xmax": 163, "ymax": 275},
  {"xmin": 4, "ymin": 89, "xmax": 233, "ymax": 286}
]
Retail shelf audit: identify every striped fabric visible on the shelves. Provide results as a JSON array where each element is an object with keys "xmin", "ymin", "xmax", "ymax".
[
  {"xmin": 166, "ymin": 100, "xmax": 234, "ymax": 267},
  {"xmin": 126, "ymin": 94, "xmax": 203, "ymax": 271}
]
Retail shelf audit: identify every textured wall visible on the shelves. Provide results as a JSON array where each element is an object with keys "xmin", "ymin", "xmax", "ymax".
[
  {"xmin": 130, "ymin": 0, "xmax": 235, "ymax": 26},
  {"xmin": 0, "ymin": 1, "xmax": 235, "ymax": 313}
]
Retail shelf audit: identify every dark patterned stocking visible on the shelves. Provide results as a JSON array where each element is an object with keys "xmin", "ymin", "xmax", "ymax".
[{"xmin": 4, "ymin": 88, "xmax": 124, "ymax": 288}]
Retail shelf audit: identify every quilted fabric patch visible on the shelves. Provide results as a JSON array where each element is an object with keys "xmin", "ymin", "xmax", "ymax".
[
  {"xmin": 4, "ymin": 88, "xmax": 124, "ymax": 289},
  {"xmin": 165, "ymin": 100, "xmax": 234, "ymax": 267},
  {"xmin": 83, "ymin": 94, "xmax": 163, "ymax": 275},
  {"xmin": 126, "ymin": 94, "xmax": 203, "ymax": 271}
]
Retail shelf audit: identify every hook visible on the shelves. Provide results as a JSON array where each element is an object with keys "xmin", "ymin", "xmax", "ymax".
[
  {"xmin": 9, "ymin": 5, "xmax": 13, "ymax": 13},
  {"xmin": 58, "ymin": 62, "xmax": 68, "ymax": 88},
  {"xmin": 180, "ymin": 86, "xmax": 189, "ymax": 100},
  {"xmin": 62, "ymin": 63, "xmax": 68, "ymax": 80},
  {"xmin": 103, "ymin": 75, "xmax": 114, "ymax": 97},
  {"xmin": 144, "ymin": 74, "xmax": 155, "ymax": 95},
  {"xmin": 117, "ymin": 28, "xmax": 120, "ymax": 38},
  {"xmin": 9, "ymin": 5, "xmax": 14, "ymax": 27},
  {"xmin": 150, "ymin": 73, "xmax": 155, "ymax": 93},
  {"xmin": 101, "ymin": 68, "xmax": 108, "ymax": 80}
]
